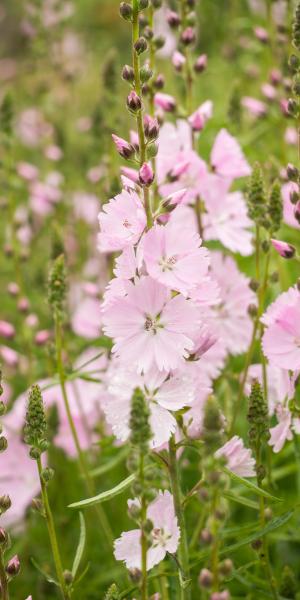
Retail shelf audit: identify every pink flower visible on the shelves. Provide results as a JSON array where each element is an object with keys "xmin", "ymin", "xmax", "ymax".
[
  {"xmin": 0, "ymin": 320, "xmax": 15, "ymax": 339},
  {"xmin": 98, "ymin": 189, "xmax": 146, "ymax": 252},
  {"xmin": 103, "ymin": 364, "xmax": 195, "ymax": 448},
  {"xmin": 71, "ymin": 296, "xmax": 101, "ymax": 339},
  {"xmin": 242, "ymin": 96, "xmax": 268, "ymax": 117},
  {"xmin": 271, "ymin": 238, "xmax": 295, "ymax": 259},
  {"xmin": 102, "ymin": 276, "xmax": 199, "ymax": 373},
  {"xmin": 154, "ymin": 92, "xmax": 176, "ymax": 112},
  {"xmin": 215, "ymin": 436, "xmax": 256, "ymax": 477},
  {"xmin": 73, "ymin": 192, "xmax": 99, "ymax": 225},
  {"xmin": 210, "ymin": 129, "xmax": 251, "ymax": 179},
  {"xmin": 202, "ymin": 189, "xmax": 253, "ymax": 256},
  {"xmin": 142, "ymin": 219, "xmax": 209, "ymax": 296},
  {"xmin": 16, "ymin": 162, "xmax": 39, "ymax": 181},
  {"xmin": 114, "ymin": 491, "xmax": 180, "ymax": 570},
  {"xmin": 262, "ymin": 286, "xmax": 300, "ymax": 371},
  {"xmin": 269, "ymin": 406, "xmax": 293, "ymax": 453}
]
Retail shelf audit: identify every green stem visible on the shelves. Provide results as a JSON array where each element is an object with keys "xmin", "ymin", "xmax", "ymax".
[
  {"xmin": 36, "ymin": 456, "xmax": 70, "ymax": 600},
  {"xmin": 132, "ymin": 0, "xmax": 153, "ymax": 229},
  {"xmin": 0, "ymin": 548, "xmax": 9, "ymax": 600},
  {"xmin": 168, "ymin": 436, "xmax": 190, "ymax": 600},
  {"xmin": 54, "ymin": 318, "xmax": 113, "ymax": 548},
  {"xmin": 139, "ymin": 453, "xmax": 148, "ymax": 600},
  {"xmin": 210, "ymin": 490, "xmax": 220, "ymax": 592}
]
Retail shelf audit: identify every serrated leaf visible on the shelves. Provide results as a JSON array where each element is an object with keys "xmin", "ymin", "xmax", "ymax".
[
  {"xmin": 68, "ymin": 473, "xmax": 136, "ymax": 509},
  {"xmin": 223, "ymin": 467, "xmax": 283, "ymax": 502},
  {"xmin": 72, "ymin": 512, "xmax": 86, "ymax": 578},
  {"xmin": 31, "ymin": 557, "xmax": 59, "ymax": 586}
]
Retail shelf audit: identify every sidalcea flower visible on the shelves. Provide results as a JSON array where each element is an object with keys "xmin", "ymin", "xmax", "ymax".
[
  {"xmin": 262, "ymin": 286, "xmax": 300, "ymax": 371},
  {"xmin": 114, "ymin": 491, "xmax": 180, "ymax": 570},
  {"xmin": 98, "ymin": 189, "xmax": 146, "ymax": 252},
  {"xmin": 210, "ymin": 128, "xmax": 251, "ymax": 179},
  {"xmin": 103, "ymin": 364, "xmax": 195, "ymax": 448},
  {"xmin": 102, "ymin": 276, "xmax": 199, "ymax": 373},
  {"xmin": 271, "ymin": 238, "xmax": 296, "ymax": 259},
  {"xmin": 142, "ymin": 219, "xmax": 209, "ymax": 296},
  {"xmin": 71, "ymin": 296, "xmax": 101, "ymax": 339},
  {"xmin": 154, "ymin": 92, "xmax": 176, "ymax": 112},
  {"xmin": 215, "ymin": 436, "xmax": 256, "ymax": 477},
  {"xmin": 268, "ymin": 406, "xmax": 293, "ymax": 453},
  {"xmin": 139, "ymin": 162, "xmax": 154, "ymax": 186},
  {"xmin": 282, "ymin": 181, "xmax": 300, "ymax": 230},
  {"xmin": 242, "ymin": 96, "xmax": 268, "ymax": 118}
]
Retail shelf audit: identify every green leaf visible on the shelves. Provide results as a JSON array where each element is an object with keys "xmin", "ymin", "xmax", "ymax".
[
  {"xmin": 223, "ymin": 491, "xmax": 259, "ymax": 510},
  {"xmin": 68, "ymin": 473, "xmax": 136, "ymax": 509},
  {"xmin": 73, "ymin": 563, "xmax": 90, "ymax": 586},
  {"xmin": 72, "ymin": 512, "xmax": 86, "ymax": 578},
  {"xmin": 90, "ymin": 447, "xmax": 129, "ymax": 478},
  {"xmin": 223, "ymin": 467, "xmax": 283, "ymax": 502},
  {"xmin": 31, "ymin": 558, "xmax": 59, "ymax": 586}
]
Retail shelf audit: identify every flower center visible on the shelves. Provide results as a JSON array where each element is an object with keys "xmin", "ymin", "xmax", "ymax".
[
  {"xmin": 123, "ymin": 219, "xmax": 132, "ymax": 228},
  {"xmin": 151, "ymin": 527, "xmax": 170, "ymax": 548},
  {"xmin": 159, "ymin": 255, "xmax": 177, "ymax": 271},
  {"xmin": 144, "ymin": 314, "xmax": 162, "ymax": 334}
]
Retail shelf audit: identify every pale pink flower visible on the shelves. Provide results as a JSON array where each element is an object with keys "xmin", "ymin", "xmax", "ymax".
[
  {"xmin": 284, "ymin": 127, "xmax": 297, "ymax": 146},
  {"xmin": 103, "ymin": 365, "xmax": 195, "ymax": 448},
  {"xmin": 208, "ymin": 252, "xmax": 256, "ymax": 355},
  {"xmin": 142, "ymin": 219, "xmax": 209, "ymax": 296},
  {"xmin": 262, "ymin": 287, "xmax": 300, "ymax": 371},
  {"xmin": 210, "ymin": 129, "xmax": 251, "ymax": 179},
  {"xmin": 282, "ymin": 182, "xmax": 300, "ymax": 230},
  {"xmin": 102, "ymin": 276, "xmax": 199, "ymax": 373},
  {"xmin": 114, "ymin": 491, "xmax": 180, "ymax": 570},
  {"xmin": 188, "ymin": 100, "xmax": 213, "ymax": 131},
  {"xmin": 15, "ymin": 108, "xmax": 53, "ymax": 147},
  {"xmin": 98, "ymin": 189, "xmax": 146, "ymax": 252},
  {"xmin": 154, "ymin": 93, "xmax": 176, "ymax": 112},
  {"xmin": 0, "ymin": 345, "xmax": 19, "ymax": 367},
  {"xmin": 203, "ymin": 190, "xmax": 253, "ymax": 256},
  {"xmin": 16, "ymin": 162, "xmax": 39, "ymax": 181},
  {"xmin": 71, "ymin": 296, "xmax": 101, "ymax": 339},
  {"xmin": 44, "ymin": 144, "xmax": 63, "ymax": 161},
  {"xmin": 215, "ymin": 436, "xmax": 256, "ymax": 477},
  {"xmin": 30, "ymin": 176, "xmax": 62, "ymax": 216},
  {"xmin": 269, "ymin": 406, "xmax": 293, "ymax": 453},
  {"xmin": 73, "ymin": 192, "xmax": 99, "ymax": 225},
  {"xmin": 261, "ymin": 83, "xmax": 277, "ymax": 101},
  {"xmin": 0, "ymin": 320, "xmax": 15, "ymax": 339}
]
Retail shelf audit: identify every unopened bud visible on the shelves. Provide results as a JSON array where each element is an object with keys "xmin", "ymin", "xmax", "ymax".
[
  {"xmin": 0, "ymin": 495, "xmax": 11, "ymax": 512},
  {"xmin": 287, "ymin": 98, "xmax": 298, "ymax": 116},
  {"xmin": 153, "ymin": 73, "xmax": 165, "ymax": 90},
  {"xmin": 181, "ymin": 27, "xmax": 196, "ymax": 45},
  {"xmin": 139, "ymin": 162, "xmax": 154, "ymax": 186},
  {"xmin": 0, "ymin": 528, "xmax": 9, "ymax": 546},
  {"xmin": 0, "ymin": 436, "xmax": 8, "ymax": 452},
  {"xmin": 64, "ymin": 570, "xmax": 74, "ymax": 585},
  {"xmin": 122, "ymin": 64, "xmax": 135, "ymax": 83},
  {"xmin": 287, "ymin": 163, "xmax": 299, "ymax": 181},
  {"xmin": 41, "ymin": 467, "xmax": 54, "ymax": 483},
  {"xmin": 153, "ymin": 35, "xmax": 165, "ymax": 50},
  {"xmin": 167, "ymin": 10, "xmax": 181, "ymax": 28},
  {"xmin": 119, "ymin": 2, "xmax": 132, "ymax": 20},
  {"xmin": 194, "ymin": 54, "xmax": 208, "ymax": 73},
  {"xmin": 198, "ymin": 568, "xmax": 213, "ymax": 588},
  {"xmin": 134, "ymin": 37, "xmax": 148, "ymax": 55},
  {"xmin": 127, "ymin": 90, "xmax": 142, "ymax": 112},
  {"xmin": 140, "ymin": 64, "xmax": 153, "ymax": 83},
  {"xmin": 6, "ymin": 555, "xmax": 20, "ymax": 577},
  {"xmin": 129, "ymin": 568, "xmax": 141, "ymax": 582},
  {"xmin": 271, "ymin": 238, "xmax": 296, "ymax": 259},
  {"xmin": 219, "ymin": 559, "xmax": 233, "ymax": 576},
  {"xmin": 200, "ymin": 528, "xmax": 213, "ymax": 544}
]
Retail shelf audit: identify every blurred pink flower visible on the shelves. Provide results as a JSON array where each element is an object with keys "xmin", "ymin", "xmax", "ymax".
[
  {"xmin": 282, "ymin": 181, "xmax": 300, "ymax": 230},
  {"xmin": 262, "ymin": 286, "xmax": 300, "ymax": 371},
  {"xmin": 71, "ymin": 296, "xmax": 101, "ymax": 339},
  {"xmin": 215, "ymin": 436, "xmax": 255, "ymax": 477},
  {"xmin": 210, "ymin": 129, "xmax": 251, "ymax": 179},
  {"xmin": 98, "ymin": 189, "xmax": 146, "ymax": 252}
]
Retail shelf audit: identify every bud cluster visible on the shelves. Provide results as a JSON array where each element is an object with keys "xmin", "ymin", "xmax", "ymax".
[
  {"xmin": 48, "ymin": 254, "xmax": 67, "ymax": 321},
  {"xmin": 24, "ymin": 384, "xmax": 49, "ymax": 461},
  {"xmin": 247, "ymin": 379, "xmax": 269, "ymax": 484}
]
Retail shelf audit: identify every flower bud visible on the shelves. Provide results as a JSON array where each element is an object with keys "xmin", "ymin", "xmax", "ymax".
[
  {"xmin": 294, "ymin": 200, "xmax": 300, "ymax": 224},
  {"xmin": 129, "ymin": 568, "xmax": 141, "ymax": 582},
  {"xmin": 7, "ymin": 282, "xmax": 20, "ymax": 296},
  {"xmin": 0, "ymin": 495, "xmax": 11, "ymax": 513},
  {"xmin": 146, "ymin": 142, "xmax": 159, "ymax": 158},
  {"xmin": 210, "ymin": 592, "xmax": 230, "ymax": 600},
  {"xmin": 41, "ymin": 467, "xmax": 55, "ymax": 483},
  {"xmin": 194, "ymin": 54, "xmax": 207, "ymax": 73},
  {"xmin": 154, "ymin": 92, "xmax": 176, "ymax": 112},
  {"xmin": 219, "ymin": 559, "xmax": 233, "ymax": 576},
  {"xmin": 35, "ymin": 329, "xmax": 51, "ymax": 346},
  {"xmin": 139, "ymin": 0, "xmax": 149, "ymax": 8},
  {"xmin": 119, "ymin": 2, "xmax": 132, "ymax": 20},
  {"xmin": 18, "ymin": 297, "xmax": 29, "ymax": 313},
  {"xmin": 287, "ymin": 98, "xmax": 298, "ymax": 116},
  {"xmin": 144, "ymin": 115, "xmax": 159, "ymax": 140},
  {"xmin": 64, "ymin": 570, "xmax": 74, "ymax": 585},
  {"xmin": 151, "ymin": 0, "xmax": 162, "ymax": 8},
  {"xmin": 112, "ymin": 134, "xmax": 135, "ymax": 159},
  {"xmin": 181, "ymin": 26, "xmax": 196, "ymax": 45},
  {"xmin": 6, "ymin": 554, "xmax": 20, "ymax": 577},
  {"xmin": 172, "ymin": 51, "xmax": 186, "ymax": 72},
  {"xmin": 0, "ymin": 402, "xmax": 6, "ymax": 417},
  {"xmin": 139, "ymin": 162, "xmax": 154, "ymax": 186},
  {"xmin": 0, "ymin": 436, "xmax": 8, "ymax": 452},
  {"xmin": 127, "ymin": 91, "xmax": 142, "ymax": 112},
  {"xmin": 167, "ymin": 10, "xmax": 181, "ymax": 28},
  {"xmin": 289, "ymin": 54, "xmax": 300, "ymax": 72},
  {"xmin": 143, "ymin": 26, "xmax": 154, "ymax": 40},
  {"xmin": 271, "ymin": 238, "xmax": 296, "ymax": 259},
  {"xmin": 0, "ymin": 527, "xmax": 9, "ymax": 547},
  {"xmin": 287, "ymin": 162, "xmax": 299, "ymax": 181},
  {"xmin": 153, "ymin": 73, "xmax": 165, "ymax": 89},
  {"xmin": 200, "ymin": 528, "xmax": 213, "ymax": 544},
  {"xmin": 198, "ymin": 568, "xmax": 213, "ymax": 588},
  {"xmin": 153, "ymin": 35, "xmax": 165, "ymax": 50},
  {"xmin": 122, "ymin": 64, "xmax": 135, "ymax": 83},
  {"xmin": 134, "ymin": 37, "xmax": 148, "ymax": 55},
  {"xmin": 140, "ymin": 64, "xmax": 153, "ymax": 83}
]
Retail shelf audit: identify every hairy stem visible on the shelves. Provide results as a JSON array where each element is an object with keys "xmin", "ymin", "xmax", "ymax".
[
  {"xmin": 36, "ymin": 456, "xmax": 70, "ymax": 600},
  {"xmin": 0, "ymin": 548, "xmax": 9, "ymax": 600},
  {"xmin": 139, "ymin": 453, "xmax": 148, "ymax": 600}
]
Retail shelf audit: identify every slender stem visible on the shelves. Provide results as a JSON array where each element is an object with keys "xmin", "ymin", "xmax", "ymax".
[
  {"xmin": 36, "ymin": 456, "xmax": 70, "ymax": 600},
  {"xmin": 54, "ymin": 317, "xmax": 113, "ymax": 548},
  {"xmin": 148, "ymin": 3, "xmax": 155, "ymax": 117},
  {"xmin": 0, "ymin": 548, "xmax": 9, "ymax": 600},
  {"xmin": 132, "ymin": 0, "xmax": 153, "ymax": 229},
  {"xmin": 210, "ymin": 490, "xmax": 220, "ymax": 592},
  {"xmin": 168, "ymin": 436, "xmax": 190, "ymax": 600},
  {"xmin": 139, "ymin": 453, "xmax": 148, "ymax": 600}
]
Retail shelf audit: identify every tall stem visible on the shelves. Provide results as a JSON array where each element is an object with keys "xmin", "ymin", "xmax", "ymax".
[
  {"xmin": 36, "ymin": 456, "xmax": 70, "ymax": 600},
  {"xmin": 54, "ymin": 318, "xmax": 113, "ymax": 547},
  {"xmin": 132, "ymin": 0, "xmax": 153, "ymax": 229},
  {"xmin": 168, "ymin": 436, "xmax": 190, "ymax": 600},
  {"xmin": 0, "ymin": 549, "xmax": 9, "ymax": 600},
  {"xmin": 139, "ymin": 453, "xmax": 148, "ymax": 600}
]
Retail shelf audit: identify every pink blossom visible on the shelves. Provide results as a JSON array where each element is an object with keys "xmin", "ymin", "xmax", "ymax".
[
  {"xmin": 16, "ymin": 162, "xmax": 39, "ymax": 181},
  {"xmin": 284, "ymin": 127, "xmax": 297, "ymax": 146},
  {"xmin": 0, "ymin": 320, "xmax": 15, "ymax": 339},
  {"xmin": 0, "ymin": 345, "xmax": 19, "ymax": 367},
  {"xmin": 114, "ymin": 491, "xmax": 180, "ymax": 570},
  {"xmin": 44, "ymin": 144, "xmax": 63, "ymax": 161},
  {"xmin": 262, "ymin": 286, "xmax": 300, "ymax": 371},
  {"xmin": 261, "ymin": 83, "xmax": 277, "ymax": 101},
  {"xmin": 210, "ymin": 129, "xmax": 251, "ymax": 179},
  {"xmin": 103, "ymin": 364, "xmax": 195, "ymax": 448},
  {"xmin": 15, "ymin": 108, "xmax": 53, "ymax": 147},
  {"xmin": 102, "ymin": 276, "xmax": 199, "ymax": 373},
  {"xmin": 269, "ymin": 406, "xmax": 293, "ymax": 453},
  {"xmin": 71, "ymin": 296, "xmax": 101, "ymax": 339},
  {"xmin": 215, "ymin": 436, "xmax": 256, "ymax": 477},
  {"xmin": 73, "ymin": 192, "xmax": 99, "ymax": 225},
  {"xmin": 30, "ymin": 177, "xmax": 62, "ymax": 216},
  {"xmin": 142, "ymin": 219, "xmax": 209, "ymax": 296},
  {"xmin": 98, "ymin": 189, "xmax": 146, "ymax": 252}
]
